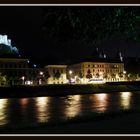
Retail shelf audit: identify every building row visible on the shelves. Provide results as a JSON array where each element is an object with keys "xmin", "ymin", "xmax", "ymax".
[{"xmin": 0, "ymin": 57, "xmax": 125, "ymax": 86}]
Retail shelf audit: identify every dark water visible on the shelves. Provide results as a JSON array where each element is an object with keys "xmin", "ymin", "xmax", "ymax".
[{"xmin": 0, "ymin": 91, "xmax": 140, "ymax": 127}]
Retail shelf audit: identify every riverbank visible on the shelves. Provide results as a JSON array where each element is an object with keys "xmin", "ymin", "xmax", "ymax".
[{"xmin": 0, "ymin": 81, "xmax": 140, "ymax": 98}]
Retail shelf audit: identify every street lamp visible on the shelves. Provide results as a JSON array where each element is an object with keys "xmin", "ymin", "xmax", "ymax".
[
  {"xmin": 39, "ymin": 71, "xmax": 44, "ymax": 85},
  {"xmin": 123, "ymin": 71, "xmax": 127, "ymax": 81},
  {"xmin": 21, "ymin": 76, "xmax": 25, "ymax": 85},
  {"xmin": 69, "ymin": 70, "xmax": 73, "ymax": 84}
]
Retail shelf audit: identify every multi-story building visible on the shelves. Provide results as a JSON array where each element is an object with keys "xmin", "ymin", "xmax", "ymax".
[
  {"xmin": 44, "ymin": 65, "xmax": 67, "ymax": 84},
  {"xmin": 67, "ymin": 60, "xmax": 124, "ymax": 84},
  {"xmin": 0, "ymin": 58, "xmax": 45, "ymax": 86}
]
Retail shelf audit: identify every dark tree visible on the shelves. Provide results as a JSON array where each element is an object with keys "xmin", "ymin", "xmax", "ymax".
[
  {"xmin": 79, "ymin": 72, "xmax": 83, "ymax": 79},
  {"xmin": 54, "ymin": 70, "xmax": 61, "ymax": 79},
  {"xmin": 45, "ymin": 71, "xmax": 50, "ymax": 79},
  {"xmin": 86, "ymin": 69, "xmax": 92, "ymax": 79}
]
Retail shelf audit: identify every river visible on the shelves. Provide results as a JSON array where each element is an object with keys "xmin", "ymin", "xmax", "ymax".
[{"xmin": 0, "ymin": 91, "xmax": 140, "ymax": 129}]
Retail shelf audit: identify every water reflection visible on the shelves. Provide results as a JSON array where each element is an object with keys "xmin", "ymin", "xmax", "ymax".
[
  {"xmin": 0, "ymin": 91, "xmax": 139, "ymax": 128},
  {"xmin": 35, "ymin": 97, "xmax": 50, "ymax": 123},
  {"xmin": 64, "ymin": 95, "xmax": 81, "ymax": 118},
  {"xmin": 20, "ymin": 98, "xmax": 28, "ymax": 109},
  {"xmin": 90, "ymin": 93, "xmax": 109, "ymax": 113},
  {"xmin": 0, "ymin": 99, "xmax": 9, "ymax": 125},
  {"xmin": 120, "ymin": 92, "xmax": 132, "ymax": 109}
]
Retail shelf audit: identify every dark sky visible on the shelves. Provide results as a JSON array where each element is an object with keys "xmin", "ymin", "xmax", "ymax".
[{"xmin": 0, "ymin": 6, "xmax": 140, "ymax": 64}]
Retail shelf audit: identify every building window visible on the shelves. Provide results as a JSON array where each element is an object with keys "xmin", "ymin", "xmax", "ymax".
[{"xmin": 88, "ymin": 65, "xmax": 90, "ymax": 67}]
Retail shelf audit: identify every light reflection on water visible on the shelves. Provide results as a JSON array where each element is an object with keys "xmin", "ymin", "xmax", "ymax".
[
  {"xmin": 0, "ymin": 99, "xmax": 9, "ymax": 125},
  {"xmin": 90, "ymin": 93, "xmax": 109, "ymax": 113},
  {"xmin": 0, "ymin": 91, "xmax": 139, "ymax": 127},
  {"xmin": 120, "ymin": 92, "xmax": 132, "ymax": 109},
  {"xmin": 35, "ymin": 97, "xmax": 50, "ymax": 123},
  {"xmin": 20, "ymin": 98, "xmax": 29, "ymax": 109},
  {"xmin": 64, "ymin": 95, "xmax": 81, "ymax": 118}
]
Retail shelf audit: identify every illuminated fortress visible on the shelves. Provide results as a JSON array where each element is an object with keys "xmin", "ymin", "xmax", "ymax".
[
  {"xmin": 0, "ymin": 35, "xmax": 11, "ymax": 46},
  {"xmin": 0, "ymin": 35, "xmax": 19, "ymax": 55}
]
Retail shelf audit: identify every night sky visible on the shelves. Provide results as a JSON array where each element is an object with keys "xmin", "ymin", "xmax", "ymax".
[{"xmin": 0, "ymin": 6, "xmax": 140, "ymax": 65}]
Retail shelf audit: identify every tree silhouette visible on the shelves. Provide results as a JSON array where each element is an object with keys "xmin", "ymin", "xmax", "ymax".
[
  {"xmin": 86, "ymin": 69, "xmax": 92, "ymax": 79},
  {"xmin": 54, "ymin": 70, "xmax": 61, "ymax": 79}
]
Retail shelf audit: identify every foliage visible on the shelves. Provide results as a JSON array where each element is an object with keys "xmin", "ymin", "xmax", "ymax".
[
  {"xmin": 95, "ymin": 73, "xmax": 100, "ymax": 78},
  {"xmin": 119, "ymin": 72, "xmax": 123, "ymax": 78},
  {"xmin": 43, "ymin": 7, "xmax": 139, "ymax": 44},
  {"xmin": 86, "ymin": 69, "xmax": 92, "ymax": 79},
  {"xmin": 54, "ymin": 70, "xmax": 61, "ymax": 79},
  {"xmin": 0, "ymin": 73, "xmax": 7, "ymax": 86},
  {"xmin": 45, "ymin": 71, "xmax": 50, "ymax": 79},
  {"xmin": 78, "ymin": 72, "xmax": 83, "ymax": 79}
]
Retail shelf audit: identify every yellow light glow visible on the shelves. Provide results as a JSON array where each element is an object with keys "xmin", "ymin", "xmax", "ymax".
[
  {"xmin": 64, "ymin": 95, "xmax": 81, "ymax": 118},
  {"xmin": 40, "ymin": 71, "xmax": 43, "ymax": 75},
  {"xmin": 120, "ymin": 92, "xmax": 132, "ymax": 109},
  {"xmin": 90, "ymin": 93, "xmax": 108, "ymax": 113},
  {"xmin": 35, "ymin": 97, "xmax": 50, "ymax": 123},
  {"xmin": 0, "ymin": 99, "xmax": 9, "ymax": 125},
  {"xmin": 21, "ymin": 76, "xmax": 25, "ymax": 80},
  {"xmin": 69, "ymin": 70, "xmax": 72, "ymax": 75}
]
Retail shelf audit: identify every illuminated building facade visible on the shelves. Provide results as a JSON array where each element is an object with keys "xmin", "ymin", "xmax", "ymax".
[
  {"xmin": 67, "ymin": 61, "xmax": 124, "ymax": 84},
  {"xmin": 44, "ymin": 65, "xmax": 67, "ymax": 84}
]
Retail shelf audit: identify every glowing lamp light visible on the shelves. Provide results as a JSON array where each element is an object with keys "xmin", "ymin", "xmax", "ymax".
[
  {"xmin": 21, "ymin": 76, "xmax": 25, "ymax": 85},
  {"xmin": 21, "ymin": 76, "xmax": 25, "ymax": 80},
  {"xmin": 69, "ymin": 70, "xmax": 73, "ymax": 75},
  {"xmin": 123, "ymin": 71, "xmax": 126, "ymax": 74},
  {"xmin": 25, "ymin": 80, "xmax": 33, "ymax": 85},
  {"xmin": 40, "ymin": 71, "xmax": 44, "ymax": 75}
]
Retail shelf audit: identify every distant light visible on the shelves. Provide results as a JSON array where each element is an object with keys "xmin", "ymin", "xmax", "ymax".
[
  {"xmin": 123, "ymin": 71, "xmax": 126, "ymax": 74},
  {"xmin": 27, "ymin": 60, "xmax": 30, "ymax": 63},
  {"xmin": 21, "ymin": 76, "xmax": 25, "ymax": 80},
  {"xmin": 69, "ymin": 70, "xmax": 73, "ymax": 75},
  {"xmin": 40, "ymin": 71, "xmax": 44, "ymax": 75},
  {"xmin": 34, "ymin": 64, "xmax": 37, "ymax": 67},
  {"xmin": 25, "ymin": 80, "xmax": 33, "ymax": 85}
]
